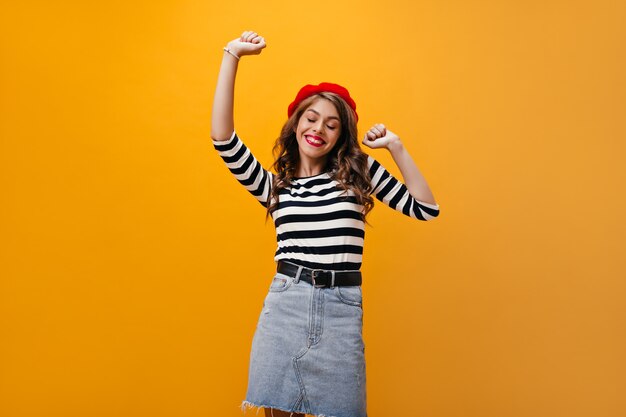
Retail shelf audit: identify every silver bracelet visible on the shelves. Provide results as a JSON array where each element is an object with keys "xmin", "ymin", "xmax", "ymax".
[{"xmin": 223, "ymin": 46, "xmax": 240, "ymax": 61}]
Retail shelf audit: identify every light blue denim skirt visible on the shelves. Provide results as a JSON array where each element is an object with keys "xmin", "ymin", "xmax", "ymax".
[{"xmin": 241, "ymin": 262, "xmax": 367, "ymax": 417}]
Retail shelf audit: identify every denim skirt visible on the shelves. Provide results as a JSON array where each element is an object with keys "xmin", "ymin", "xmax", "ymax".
[{"xmin": 240, "ymin": 263, "xmax": 367, "ymax": 417}]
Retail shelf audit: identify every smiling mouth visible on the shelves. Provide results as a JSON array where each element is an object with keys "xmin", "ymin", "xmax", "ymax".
[{"xmin": 305, "ymin": 135, "xmax": 325, "ymax": 147}]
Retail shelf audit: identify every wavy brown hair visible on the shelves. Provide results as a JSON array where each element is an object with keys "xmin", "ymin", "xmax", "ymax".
[{"xmin": 265, "ymin": 92, "xmax": 374, "ymax": 222}]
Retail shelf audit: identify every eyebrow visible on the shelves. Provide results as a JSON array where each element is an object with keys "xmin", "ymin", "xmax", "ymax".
[{"xmin": 306, "ymin": 109, "xmax": 340, "ymax": 121}]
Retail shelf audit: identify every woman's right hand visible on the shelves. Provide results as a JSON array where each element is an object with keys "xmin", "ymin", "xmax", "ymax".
[
  {"xmin": 227, "ymin": 31, "xmax": 266, "ymax": 57},
  {"xmin": 211, "ymin": 31, "xmax": 265, "ymax": 140}
]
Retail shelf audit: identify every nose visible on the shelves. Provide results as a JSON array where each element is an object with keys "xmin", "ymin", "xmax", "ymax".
[{"xmin": 312, "ymin": 120, "xmax": 324, "ymax": 133}]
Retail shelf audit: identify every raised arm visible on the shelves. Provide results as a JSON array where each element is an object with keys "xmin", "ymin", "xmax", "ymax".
[
  {"xmin": 210, "ymin": 31, "xmax": 273, "ymax": 207},
  {"xmin": 211, "ymin": 31, "xmax": 266, "ymax": 141},
  {"xmin": 363, "ymin": 124, "xmax": 440, "ymax": 220}
]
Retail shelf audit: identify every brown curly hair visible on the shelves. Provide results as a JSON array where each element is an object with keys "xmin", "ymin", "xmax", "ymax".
[{"xmin": 265, "ymin": 92, "xmax": 374, "ymax": 223}]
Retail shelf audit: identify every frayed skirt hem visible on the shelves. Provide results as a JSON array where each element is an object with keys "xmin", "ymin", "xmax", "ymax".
[{"xmin": 240, "ymin": 399, "xmax": 339, "ymax": 417}]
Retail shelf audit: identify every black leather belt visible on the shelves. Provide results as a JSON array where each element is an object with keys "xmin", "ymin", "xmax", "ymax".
[{"xmin": 277, "ymin": 261, "xmax": 362, "ymax": 288}]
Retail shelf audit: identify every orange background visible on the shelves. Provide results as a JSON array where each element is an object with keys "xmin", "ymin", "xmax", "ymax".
[{"xmin": 1, "ymin": 1, "xmax": 625, "ymax": 416}]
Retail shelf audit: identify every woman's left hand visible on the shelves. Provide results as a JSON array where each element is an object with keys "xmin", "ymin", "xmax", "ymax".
[{"xmin": 361, "ymin": 124, "xmax": 402, "ymax": 150}]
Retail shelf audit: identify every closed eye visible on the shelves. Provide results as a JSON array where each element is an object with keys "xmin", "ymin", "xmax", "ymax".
[{"xmin": 306, "ymin": 117, "xmax": 337, "ymax": 130}]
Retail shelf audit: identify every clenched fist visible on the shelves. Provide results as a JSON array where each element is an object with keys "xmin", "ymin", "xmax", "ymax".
[
  {"xmin": 362, "ymin": 124, "xmax": 401, "ymax": 150},
  {"xmin": 227, "ymin": 31, "xmax": 266, "ymax": 57}
]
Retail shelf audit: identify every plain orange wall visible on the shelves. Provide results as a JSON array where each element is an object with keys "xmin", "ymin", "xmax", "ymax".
[{"xmin": 1, "ymin": 1, "xmax": 625, "ymax": 416}]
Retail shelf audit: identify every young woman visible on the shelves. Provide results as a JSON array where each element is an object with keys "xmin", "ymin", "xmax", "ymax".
[{"xmin": 211, "ymin": 31, "xmax": 440, "ymax": 417}]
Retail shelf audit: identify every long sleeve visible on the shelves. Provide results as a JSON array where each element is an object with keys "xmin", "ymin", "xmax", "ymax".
[
  {"xmin": 212, "ymin": 131, "xmax": 273, "ymax": 207},
  {"xmin": 367, "ymin": 155, "xmax": 440, "ymax": 220}
]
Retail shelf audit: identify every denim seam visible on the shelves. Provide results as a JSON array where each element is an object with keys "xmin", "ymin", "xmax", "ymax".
[
  {"xmin": 312, "ymin": 289, "xmax": 325, "ymax": 345},
  {"xmin": 289, "ymin": 392, "xmax": 303, "ymax": 414},
  {"xmin": 291, "ymin": 353, "xmax": 311, "ymax": 414},
  {"xmin": 307, "ymin": 285, "xmax": 315, "ymax": 346}
]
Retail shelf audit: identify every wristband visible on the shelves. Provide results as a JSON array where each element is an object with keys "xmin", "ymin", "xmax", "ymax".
[{"xmin": 223, "ymin": 46, "xmax": 240, "ymax": 61}]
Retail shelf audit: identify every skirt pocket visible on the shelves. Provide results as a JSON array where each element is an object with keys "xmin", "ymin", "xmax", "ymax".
[
  {"xmin": 268, "ymin": 272, "xmax": 293, "ymax": 293},
  {"xmin": 335, "ymin": 285, "xmax": 363, "ymax": 308}
]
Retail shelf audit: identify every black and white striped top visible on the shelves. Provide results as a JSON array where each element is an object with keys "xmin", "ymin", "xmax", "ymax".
[{"xmin": 213, "ymin": 131, "xmax": 440, "ymax": 271}]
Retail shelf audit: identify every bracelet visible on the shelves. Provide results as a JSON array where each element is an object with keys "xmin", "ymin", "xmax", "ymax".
[{"xmin": 223, "ymin": 46, "xmax": 240, "ymax": 61}]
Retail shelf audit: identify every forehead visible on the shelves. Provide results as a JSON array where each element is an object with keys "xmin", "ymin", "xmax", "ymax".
[{"xmin": 304, "ymin": 98, "xmax": 340, "ymax": 120}]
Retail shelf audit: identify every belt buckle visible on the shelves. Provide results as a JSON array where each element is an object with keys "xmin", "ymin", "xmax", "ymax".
[{"xmin": 311, "ymin": 269, "xmax": 327, "ymax": 288}]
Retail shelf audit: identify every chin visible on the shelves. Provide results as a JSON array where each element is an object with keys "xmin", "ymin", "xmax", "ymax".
[{"xmin": 298, "ymin": 146, "xmax": 327, "ymax": 160}]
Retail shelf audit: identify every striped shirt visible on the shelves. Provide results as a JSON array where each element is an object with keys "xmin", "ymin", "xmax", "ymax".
[{"xmin": 213, "ymin": 131, "xmax": 440, "ymax": 271}]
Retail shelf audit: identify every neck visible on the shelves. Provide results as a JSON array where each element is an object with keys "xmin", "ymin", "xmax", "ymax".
[{"xmin": 295, "ymin": 157, "xmax": 327, "ymax": 178}]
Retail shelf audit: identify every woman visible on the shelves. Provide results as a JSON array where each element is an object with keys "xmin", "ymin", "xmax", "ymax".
[{"xmin": 211, "ymin": 31, "xmax": 439, "ymax": 417}]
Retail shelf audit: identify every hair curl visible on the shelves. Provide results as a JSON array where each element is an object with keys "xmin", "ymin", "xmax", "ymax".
[{"xmin": 265, "ymin": 92, "xmax": 374, "ymax": 223}]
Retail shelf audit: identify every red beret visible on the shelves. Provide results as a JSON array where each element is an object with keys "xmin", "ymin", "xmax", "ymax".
[{"xmin": 287, "ymin": 82, "xmax": 358, "ymax": 122}]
